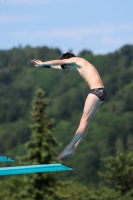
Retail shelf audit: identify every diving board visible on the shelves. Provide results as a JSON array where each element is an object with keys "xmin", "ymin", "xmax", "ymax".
[
  {"xmin": 0, "ymin": 163, "xmax": 73, "ymax": 176},
  {"xmin": 0, "ymin": 155, "xmax": 14, "ymax": 162}
]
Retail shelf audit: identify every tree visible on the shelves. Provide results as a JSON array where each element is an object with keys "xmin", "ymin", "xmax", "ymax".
[
  {"xmin": 14, "ymin": 88, "xmax": 67, "ymax": 200},
  {"xmin": 99, "ymin": 152, "xmax": 133, "ymax": 195}
]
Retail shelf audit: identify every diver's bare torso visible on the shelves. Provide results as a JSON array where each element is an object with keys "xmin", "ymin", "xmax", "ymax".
[{"xmin": 65, "ymin": 57, "xmax": 104, "ymax": 89}]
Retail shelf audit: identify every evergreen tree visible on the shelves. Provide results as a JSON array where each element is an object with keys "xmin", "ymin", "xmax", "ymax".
[
  {"xmin": 99, "ymin": 152, "xmax": 133, "ymax": 195},
  {"xmin": 14, "ymin": 88, "xmax": 67, "ymax": 200}
]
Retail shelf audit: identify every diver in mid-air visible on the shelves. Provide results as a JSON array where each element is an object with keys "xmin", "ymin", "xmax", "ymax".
[{"xmin": 31, "ymin": 52, "xmax": 106, "ymax": 161}]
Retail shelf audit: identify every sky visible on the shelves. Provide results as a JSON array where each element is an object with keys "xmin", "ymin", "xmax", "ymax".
[{"xmin": 0, "ymin": 0, "xmax": 133, "ymax": 55}]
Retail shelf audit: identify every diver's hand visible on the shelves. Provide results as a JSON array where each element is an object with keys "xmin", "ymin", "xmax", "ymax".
[{"xmin": 31, "ymin": 59, "xmax": 44, "ymax": 67}]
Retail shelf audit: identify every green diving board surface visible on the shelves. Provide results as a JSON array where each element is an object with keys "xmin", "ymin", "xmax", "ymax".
[
  {"xmin": 0, "ymin": 155, "xmax": 14, "ymax": 162},
  {"xmin": 0, "ymin": 163, "xmax": 73, "ymax": 176}
]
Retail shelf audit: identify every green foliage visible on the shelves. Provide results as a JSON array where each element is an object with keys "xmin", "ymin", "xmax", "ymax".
[
  {"xmin": 0, "ymin": 176, "xmax": 24, "ymax": 200},
  {"xmin": 12, "ymin": 88, "xmax": 67, "ymax": 200},
  {"xmin": 57, "ymin": 182, "xmax": 90, "ymax": 200},
  {"xmin": 21, "ymin": 88, "xmax": 58, "ymax": 164},
  {"xmin": 99, "ymin": 152, "xmax": 133, "ymax": 195},
  {"xmin": 87, "ymin": 187, "xmax": 133, "ymax": 200}
]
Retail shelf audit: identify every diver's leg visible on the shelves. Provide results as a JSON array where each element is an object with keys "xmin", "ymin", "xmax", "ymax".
[{"xmin": 58, "ymin": 93, "xmax": 102, "ymax": 160}]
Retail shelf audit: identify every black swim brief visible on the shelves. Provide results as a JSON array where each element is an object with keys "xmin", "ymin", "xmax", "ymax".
[{"xmin": 89, "ymin": 88, "xmax": 107, "ymax": 101}]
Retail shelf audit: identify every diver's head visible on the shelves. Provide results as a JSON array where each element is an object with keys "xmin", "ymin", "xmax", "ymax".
[
  {"xmin": 61, "ymin": 52, "xmax": 76, "ymax": 59},
  {"xmin": 60, "ymin": 52, "xmax": 76, "ymax": 69}
]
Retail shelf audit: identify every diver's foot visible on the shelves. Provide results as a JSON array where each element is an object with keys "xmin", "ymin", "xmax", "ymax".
[
  {"xmin": 0, "ymin": 155, "xmax": 14, "ymax": 162},
  {"xmin": 57, "ymin": 148, "xmax": 76, "ymax": 161}
]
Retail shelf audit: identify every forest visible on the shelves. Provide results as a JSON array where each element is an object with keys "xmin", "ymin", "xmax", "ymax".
[{"xmin": 0, "ymin": 44, "xmax": 133, "ymax": 199}]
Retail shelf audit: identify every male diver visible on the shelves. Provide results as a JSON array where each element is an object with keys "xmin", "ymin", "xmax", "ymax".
[{"xmin": 31, "ymin": 52, "xmax": 106, "ymax": 161}]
